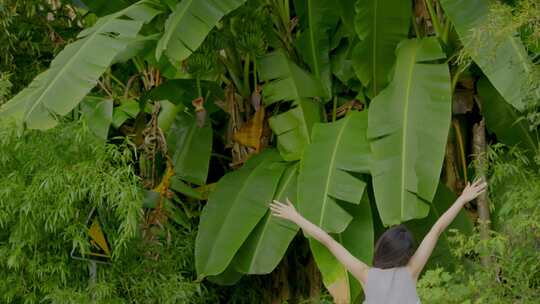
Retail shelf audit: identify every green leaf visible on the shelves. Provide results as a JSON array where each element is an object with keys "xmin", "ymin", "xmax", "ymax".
[
  {"xmin": 163, "ymin": 198, "xmax": 190, "ymax": 229},
  {"xmin": 336, "ymin": 0, "xmax": 357, "ymax": 37},
  {"xmin": 268, "ymin": 99, "xmax": 322, "ymax": 161},
  {"xmin": 0, "ymin": 1, "xmax": 161, "ymax": 129},
  {"xmin": 294, "ymin": 0, "xmax": 339, "ymax": 98},
  {"xmin": 368, "ymin": 38, "xmax": 451, "ymax": 226},
  {"xmin": 156, "ymin": 0, "xmax": 247, "ymax": 65},
  {"xmin": 353, "ymin": 0, "xmax": 411, "ymax": 96},
  {"xmin": 298, "ymin": 111, "xmax": 370, "ymax": 233},
  {"xmin": 406, "ymin": 183, "xmax": 473, "ymax": 268},
  {"xmin": 232, "ymin": 164, "xmax": 299, "ymax": 274},
  {"xmin": 81, "ymin": 96, "xmax": 113, "ymax": 140},
  {"xmin": 477, "ymin": 77, "xmax": 538, "ymax": 155},
  {"xmin": 112, "ymin": 99, "xmax": 140, "ymax": 128},
  {"xmin": 167, "ymin": 111, "xmax": 212, "ymax": 185},
  {"xmin": 259, "ymin": 51, "xmax": 323, "ymax": 161},
  {"xmin": 158, "ymin": 99, "xmax": 185, "ymax": 132},
  {"xmin": 169, "ymin": 177, "xmax": 203, "ymax": 200},
  {"xmin": 195, "ymin": 150, "xmax": 287, "ymax": 279},
  {"xmin": 310, "ymin": 194, "xmax": 373, "ymax": 304},
  {"xmin": 113, "ymin": 33, "xmax": 161, "ymax": 64},
  {"xmin": 257, "ymin": 51, "xmax": 326, "ymax": 105},
  {"xmin": 142, "ymin": 79, "xmax": 223, "ymax": 114},
  {"xmin": 440, "ymin": 0, "xmax": 533, "ymax": 111},
  {"xmin": 207, "ymin": 264, "xmax": 244, "ymax": 286},
  {"xmin": 331, "ymin": 38, "xmax": 362, "ymax": 89}
]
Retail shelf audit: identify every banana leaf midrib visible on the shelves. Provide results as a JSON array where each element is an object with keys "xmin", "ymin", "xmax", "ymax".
[
  {"xmin": 24, "ymin": 15, "xmax": 126, "ymax": 121},
  {"xmin": 400, "ymin": 45, "xmax": 418, "ymax": 220},
  {"xmin": 203, "ymin": 174, "xmax": 256, "ymax": 274},
  {"xmin": 319, "ymin": 116, "xmax": 348, "ymax": 227},
  {"xmin": 202, "ymin": 157, "xmax": 279, "ymax": 275},
  {"xmin": 159, "ymin": 0, "xmax": 193, "ymax": 54}
]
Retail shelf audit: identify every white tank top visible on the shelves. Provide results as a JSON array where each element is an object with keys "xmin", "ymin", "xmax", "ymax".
[{"xmin": 363, "ymin": 267, "xmax": 420, "ymax": 304}]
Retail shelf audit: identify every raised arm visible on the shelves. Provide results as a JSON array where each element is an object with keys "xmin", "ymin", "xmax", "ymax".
[
  {"xmin": 270, "ymin": 198, "xmax": 370, "ymax": 286},
  {"xmin": 407, "ymin": 179, "xmax": 487, "ymax": 280}
]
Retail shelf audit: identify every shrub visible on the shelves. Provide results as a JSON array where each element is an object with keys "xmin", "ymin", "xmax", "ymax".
[
  {"xmin": 418, "ymin": 145, "xmax": 540, "ymax": 303},
  {"xmin": 0, "ymin": 122, "xmax": 219, "ymax": 303}
]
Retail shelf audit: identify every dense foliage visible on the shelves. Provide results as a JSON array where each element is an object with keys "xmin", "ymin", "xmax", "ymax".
[
  {"xmin": 418, "ymin": 146, "xmax": 540, "ymax": 303},
  {"xmin": 0, "ymin": 122, "xmax": 223, "ymax": 303},
  {"xmin": 0, "ymin": 0, "xmax": 82, "ymax": 93},
  {"xmin": 0, "ymin": 0, "xmax": 539, "ymax": 303}
]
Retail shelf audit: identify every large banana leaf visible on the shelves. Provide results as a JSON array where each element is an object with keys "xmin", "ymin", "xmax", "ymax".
[
  {"xmin": 0, "ymin": 1, "xmax": 160, "ymax": 129},
  {"xmin": 294, "ymin": 0, "xmax": 339, "ymax": 98},
  {"xmin": 268, "ymin": 99, "xmax": 322, "ymax": 161},
  {"xmin": 477, "ymin": 77, "xmax": 538, "ymax": 155},
  {"xmin": 258, "ymin": 52, "xmax": 324, "ymax": 161},
  {"xmin": 195, "ymin": 150, "xmax": 287, "ymax": 279},
  {"xmin": 298, "ymin": 110, "xmax": 370, "ymax": 233},
  {"xmin": 353, "ymin": 0, "xmax": 411, "ymax": 96},
  {"xmin": 155, "ymin": 0, "xmax": 247, "ymax": 66},
  {"xmin": 406, "ymin": 183, "xmax": 473, "ymax": 268},
  {"xmin": 258, "ymin": 51, "xmax": 326, "ymax": 105},
  {"xmin": 440, "ymin": 0, "xmax": 532, "ymax": 111},
  {"xmin": 368, "ymin": 38, "xmax": 452, "ymax": 226},
  {"xmin": 331, "ymin": 38, "xmax": 361, "ymax": 90},
  {"xmin": 232, "ymin": 164, "xmax": 299, "ymax": 274},
  {"xmin": 336, "ymin": 0, "xmax": 357, "ymax": 37},
  {"xmin": 310, "ymin": 194, "xmax": 373, "ymax": 304},
  {"xmin": 80, "ymin": 96, "xmax": 113, "ymax": 140},
  {"xmin": 167, "ymin": 111, "xmax": 212, "ymax": 185}
]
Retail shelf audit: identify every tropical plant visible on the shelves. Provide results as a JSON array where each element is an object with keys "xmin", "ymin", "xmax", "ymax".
[{"xmin": 1, "ymin": 0, "xmax": 539, "ymax": 303}]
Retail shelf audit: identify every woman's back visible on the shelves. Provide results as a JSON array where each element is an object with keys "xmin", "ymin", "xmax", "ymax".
[{"xmin": 363, "ymin": 267, "xmax": 420, "ymax": 304}]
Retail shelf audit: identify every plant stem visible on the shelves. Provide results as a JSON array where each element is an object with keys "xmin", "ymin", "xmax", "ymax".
[
  {"xmin": 452, "ymin": 119, "xmax": 468, "ymax": 184},
  {"xmin": 108, "ymin": 71, "xmax": 126, "ymax": 90},
  {"xmin": 425, "ymin": 0, "xmax": 443, "ymax": 38},
  {"xmin": 441, "ymin": 17, "xmax": 451, "ymax": 44},
  {"xmin": 412, "ymin": 14, "xmax": 422, "ymax": 38},
  {"xmin": 243, "ymin": 53, "xmax": 251, "ymax": 95},
  {"xmin": 331, "ymin": 96, "xmax": 337, "ymax": 122},
  {"xmin": 196, "ymin": 77, "xmax": 202, "ymax": 98}
]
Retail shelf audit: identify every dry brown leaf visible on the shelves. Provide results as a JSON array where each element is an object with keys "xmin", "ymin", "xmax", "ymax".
[{"xmin": 232, "ymin": 108, "xmax": 265, "ymax": 151}]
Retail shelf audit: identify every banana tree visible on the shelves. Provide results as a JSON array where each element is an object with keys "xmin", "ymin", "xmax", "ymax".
[{"xmin": 2, "ymin": 0, "xmax": 539, "ymax": 303}]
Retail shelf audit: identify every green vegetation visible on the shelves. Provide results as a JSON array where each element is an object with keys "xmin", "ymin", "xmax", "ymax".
[
  {"xmin": 418, "ymin": 146, "xmax": 540, "ymax": 303},
  {"xmin": 0, "ymin": 0, "xmax": 539, "ymax": 302}
]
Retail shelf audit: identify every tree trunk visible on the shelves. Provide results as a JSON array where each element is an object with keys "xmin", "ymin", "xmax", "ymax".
[
  {"xmin": 472, "ymin": 118, "xmax": 491, "ymax": 265},
  {"xmin": 443, "ymin": 133, "xmax": 461, "ymax": 193},
  {"xmin": 306, "ymin": 253, "xmax": 322, "ymax": 302}
]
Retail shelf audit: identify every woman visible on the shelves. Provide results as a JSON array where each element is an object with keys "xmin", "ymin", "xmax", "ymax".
[{"xmin": 269, "ymin": 179, "xmax": 487, "ymax": 303}]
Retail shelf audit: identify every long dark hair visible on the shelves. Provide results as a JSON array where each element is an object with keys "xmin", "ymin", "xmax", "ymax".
[{"xmin": 372, "ymin": 224, "xmax": 416, "ymax": 269}]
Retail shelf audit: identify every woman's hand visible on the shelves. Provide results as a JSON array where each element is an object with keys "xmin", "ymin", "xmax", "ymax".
[
  {"xmin": 269, "ymin": 198, "xmax": 300, "ymax": 223},
  {"xmin": 459, "ymin": 178, "xmax": 488, "ymax": 203}
]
